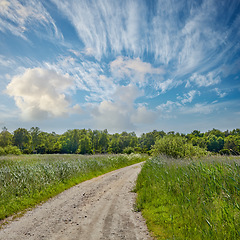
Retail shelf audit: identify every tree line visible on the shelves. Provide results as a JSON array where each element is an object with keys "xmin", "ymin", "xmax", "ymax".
[{"xmin": 0, "ymin": 127, "xmax": 239, "ymax": 155}]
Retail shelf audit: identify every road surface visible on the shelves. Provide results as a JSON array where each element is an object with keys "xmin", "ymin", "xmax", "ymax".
[{"xmin": 0, "ymin": 162, "xmax": 151, "ymax": 240}]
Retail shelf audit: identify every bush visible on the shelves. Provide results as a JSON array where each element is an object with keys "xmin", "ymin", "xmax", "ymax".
[
  {"xmin": 151, "ymin": 135, "xmax": 208, "ymax": 158},
  {"xmin": 4, "ymin": 146, "xmax": 22, "ymax": 155},
  {"xmin": 0, "ymin": 146, "xmax": 22, "ymax": 155},
  {"xmin": 219, "ymin": 149, "xmax": 230, "ymax": 155},
  {"xmin": 0, "ymin": 147, "xmax": 6, "ymax": 155},
  {"xmin": 123, "ymin": 147, "xmax": 135, "ymax": 154}
]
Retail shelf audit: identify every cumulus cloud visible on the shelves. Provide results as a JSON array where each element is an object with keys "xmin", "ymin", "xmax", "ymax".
[
  {"xmin": 110, "ymin": 56, "xmax": 164, "ymax": 86},
  {"xmin": 131, "ymin": 106, "xmax": 157, "ymax": 124},
  {"xmin": 90, "ymin": 84, "xmax": 156, "ymax": 132},
  {"xmin": 6, "ymin": 68, "xmax": 76, "ymax": 120},
  {"xmin": 0, "ymin": 0, "xmax": 62, "ymax": 40}
]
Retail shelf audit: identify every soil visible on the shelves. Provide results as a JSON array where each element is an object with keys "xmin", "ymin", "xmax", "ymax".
[{"xmin": 0, "ymin": 162, "xmax": 152, "ymax": 240}]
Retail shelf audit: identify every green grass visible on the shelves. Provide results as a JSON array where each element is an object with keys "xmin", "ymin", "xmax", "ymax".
[
  {"xmin": 0, "ymin": 153, "xmax": 147, "ymax": 221},
  {"xmin": 135, "ymin": 156, "xmax": 240, "ymax": 239}
]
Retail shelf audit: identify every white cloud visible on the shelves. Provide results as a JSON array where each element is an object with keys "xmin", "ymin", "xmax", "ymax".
[
  {"xmin": 181, "ymin": 90, "xmax": 199, "ymax": 104},
  {"xmin": 181, "ymin": 103, "xmax": 214, "ymax": 115},
  {"xmin": 157, "ymin": 101, "xmax": 180, "ymax": 113},
  {"xmin": 0, "ymin": 0, "xmax": 62, "ymax": 40},
  {"xmin": 6, "ymin": 68, "xmax": 75, "ymax": 120},
  {"xmin": 90, "ymin": 84, "xmax": 156, "ymax": 132},
  {"xmin": 0, "ymin": 55, "xmax": 16, "ymax": 67},
  {"xmin": 154, "ymin": 79, "xmax": 174, "ymax": 93},
  {"xmin": 50, "ymin": 0, "xmax": 146, "ymax": 60},
  {"xmin": 131, "ymin": 106, "xmax": 157, "ymax": 124},
  {"xmin": 214, "ymin": 88, "xmax": 228, "ymax": 98},
  {"xmin": 84, "ymin": 48, "xmax": 95, "ymax": 56},
  {"xmin": 110, "ymin": 56, "xmax": 164, "ymax": 86},
  {"xmin": 157, "ymin": 90, "xmax": 200, "ymax": 115},
  {"xmin": 188, "ymin": 72, "xmax": 221, "ymax": 87}
]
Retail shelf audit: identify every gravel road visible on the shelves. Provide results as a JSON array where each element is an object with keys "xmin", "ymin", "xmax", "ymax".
[{"xmin": 0, "ymin": 162, "xmax": 152, "ymax": 240}]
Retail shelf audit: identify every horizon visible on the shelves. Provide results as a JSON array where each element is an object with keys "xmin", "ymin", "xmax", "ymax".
[{"xmin": 0, "ymin": 0, "xmax": 240, "ymax": 134}]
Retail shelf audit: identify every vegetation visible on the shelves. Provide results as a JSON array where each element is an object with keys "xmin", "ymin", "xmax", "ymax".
[
  {"xmin": 151, "ymin": 135, "xmax": 208, "ymax": 158},
  {"xmin": 0, "ymin": 127, "xmax": 239, "ymax": 155},
  {"xmin": 0, "ymin": 153, "xmax": 147, "ymax": 220},
  {"xmin": 135, "ymin": 156, "xmax": 240, "ymax": 239}
]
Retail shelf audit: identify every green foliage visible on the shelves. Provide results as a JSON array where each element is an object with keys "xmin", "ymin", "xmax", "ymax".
[
  {"xmin": 4, "ymin": 146, "xmax": 21, "ymax": 155},
  {"xmin": 219, "ymin": 149, "xmax": 230, "ymax": 155},
  {"xmin": 1, "ymin": 127, "xmax": 239, "ymax": 155},
  {"xmin": 0, "ymin": 127, "xmax": 13, "ymax": 148},
  {"xmin": 77, "ymin": 135, "xmax": 92, "ymax": 154},
  {"xmin": 0, "ymin": 154, "xmax": 147, "ymax": 221},
  {"xmin": 151, "ymin": 135, "xmax": 208, "ymax": 158},
  {"xmin": 0, "ymin": 146, "xmax": 21, "ymax": 156},
  {"xmin": 206, "ymin": 135, "xmax": 224, "ymax": 152},
  {"xmin": 13, "ymin": 128, "xmax": 31, "ymax": 150},
  {"xmin": 135, "ymin": 156, "xmax": 240, "ymax": 239},
  {"xmin": 123, "ymin": 146, "xmax": 135, "ymax": 154}
]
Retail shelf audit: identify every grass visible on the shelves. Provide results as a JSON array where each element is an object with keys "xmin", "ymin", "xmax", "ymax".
[
  {"xmin": 135, "ymin": 155, "xmax": 240, "ymax": 239},
  {"xmin": 0, "ymin": 153, "xmax": 147, "ymax": 221}
]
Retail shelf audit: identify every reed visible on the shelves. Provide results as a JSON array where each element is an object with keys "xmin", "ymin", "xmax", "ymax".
[
  {"xmin": 135, "ymin": 156, "xmax": 240, "ymax": 239},
  {"xmin": 0, "ymin": 153, "xmax": 147, "ymax": 221}
]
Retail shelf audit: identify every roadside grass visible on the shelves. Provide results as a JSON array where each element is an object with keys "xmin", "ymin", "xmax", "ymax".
[
  {"xmin": 135, "ymin": 155, "xmax": 240, "ymax": 239},
  {"xmin": 0, "ymin": 153, "xmax": 147, "ymax": 221}
]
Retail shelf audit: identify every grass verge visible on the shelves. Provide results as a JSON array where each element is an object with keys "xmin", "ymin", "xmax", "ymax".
[
  {"xmin": 135, "ymin": 155, "xmax": 240, "ymax": 239},
  {"xmin": 0, "ymin": 153, "xmax": 147, "ymax": 221}
]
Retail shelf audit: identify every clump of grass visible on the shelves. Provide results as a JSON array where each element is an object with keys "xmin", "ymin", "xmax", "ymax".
[
  {"xmin": 0, "ymin": 153, "xmax": 147, "ymax": 221},
  {"xmin": 135, "ymin": 156, "xmax": 240, "ymax": 239}
]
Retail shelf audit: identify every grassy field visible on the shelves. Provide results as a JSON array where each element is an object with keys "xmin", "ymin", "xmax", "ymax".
[
  {"xmin": 0, "ymin": 153, "xmax": 147, "ymax": 221},
  {"xmin": 135, "ymin": 156, "xmax": 240, "ymax": 239}
]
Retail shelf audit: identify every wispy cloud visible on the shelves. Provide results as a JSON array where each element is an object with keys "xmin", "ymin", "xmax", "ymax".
[
  {"xmin": 213, "ymin": 88, "xmax": 228, "ymax": 98},
  {"xmin": 187, "ymin": 72, "xmax": 221, "ymax": 87},
  {"xmin": 181, "ymin": 90, "xmax": 200, "ymax": 104},
  {"xmin": 50, "ymin": 0, "xmax": 239, "ymax": 81},
  {"xmin": 50, "ymin": 0, "xmax": 146, "ymax": 60},
  {"xmin": 0, "ymin": 0, "xmax": 62, "ymax": 40}
]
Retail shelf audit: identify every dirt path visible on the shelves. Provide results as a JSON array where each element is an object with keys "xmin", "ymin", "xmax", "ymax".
[{"xmin": 0, "ymin": 162, "xmax": 152, "ymax": 240}]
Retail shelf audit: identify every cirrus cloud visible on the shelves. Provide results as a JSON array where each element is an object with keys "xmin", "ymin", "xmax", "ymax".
[{"xmin": 0, "ymin": 0, "xmax": 62, "ymax": 40}]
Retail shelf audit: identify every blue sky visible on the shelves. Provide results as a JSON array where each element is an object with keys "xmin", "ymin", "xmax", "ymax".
[{"xmin": 0, "ymin": 0, "xmax": 240, "ymax": 134}]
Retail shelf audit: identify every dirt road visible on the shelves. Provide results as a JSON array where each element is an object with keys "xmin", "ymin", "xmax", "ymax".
[{"xmin": 0, "ymin": 162, "xmax": 151, "ymax": 240}]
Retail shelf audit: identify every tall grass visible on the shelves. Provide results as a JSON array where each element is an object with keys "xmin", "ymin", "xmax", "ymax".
[
  {"xmin": 135, "ymin": 156, "xmax": 240, "ymax": 239},
  {"xmin": 0, "ymin": 154, "xmax": 147, "ymax": 221}
]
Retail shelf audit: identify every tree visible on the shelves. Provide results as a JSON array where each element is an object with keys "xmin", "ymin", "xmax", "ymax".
[
  {"xmin": 77, "ymin": 135, "xmax": 92, "ymax": 154},
  {"xmin": 30, "ymin": 127, "xmax": 41, "ymax": 151},
  {"xmin": 206, "ymin": 135, "xmax": 224, "ymax": 152},
  {"xmin": 98, "ymin": 129, "xmax": 109, "ymax": 153},
  {"xmin": 223, "ymin": 135, "xmax": 240, "ymax": 155},
  {"xmin": 13, "ymin": 128, "xmax": 31, "ymax": 151},
  {"xmin": 0, "ymin": 127, "xmax": 13, "ymax": 147}
]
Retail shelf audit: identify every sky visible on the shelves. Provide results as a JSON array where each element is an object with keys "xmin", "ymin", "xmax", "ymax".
[{"xmin": 0, "ymin": 0, "xmax": 240, "ymax": 135}]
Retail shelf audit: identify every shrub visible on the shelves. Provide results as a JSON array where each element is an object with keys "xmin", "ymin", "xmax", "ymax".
[
  {"xmin": 0, "ymin": 147, "xmax": 6, "ymax": 155},
  {"xmin": 219, "ymin": 149, "xmax": 230, "ymax": 155},
  {"xmin": 123, "ymin": 147, "xmax": 135, "ymax": 154},
  {"xmin": 151, "ymin": 135, "xmax": 208, "ymax": 158}
]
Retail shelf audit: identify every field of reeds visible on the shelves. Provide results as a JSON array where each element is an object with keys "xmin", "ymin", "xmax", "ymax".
[
  {"xmin": 0, "ymin": 153, "xmax": 147, "ymax": 221},
  {"xmin": 135, "ymin": 156, "xmax": 240, "ymax": 239}
]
